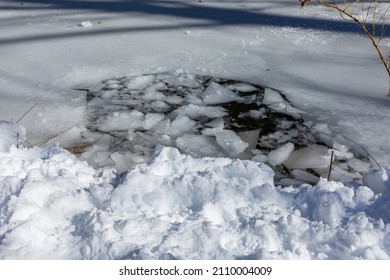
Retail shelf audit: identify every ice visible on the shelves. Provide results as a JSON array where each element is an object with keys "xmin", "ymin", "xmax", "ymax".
[
  {"xmin": 333, "ymin": 149, "xmax": 354, "ymax": 160},
  {"xmin": 237, "ymin": 129, "xmax": 260, "ymax": 158},
  {"xmin": 348, "ymin": 158, "xmax": 372, "ymax": 174},
  {"xmin": 45, "ymin": 126, "xmax": 86, "ymax": 148},
  {"xmin": 291, "ymin": 169, "xmax": 320, "ymax": 184},
  {"xmin": 142, "ymin": 90, "xmax": 166, "ymax": 101},
  {"xmin": 251, "ymin": 154, "xmax": 268, "ymax": 163},
  {"xmin": 166, "ymin": 116, "xmax": 197, "ymax": 136},
  {"xmin": 205, "ymin": 118, "xmax": 224, "ymax": 128},
  {"xmin": 262, "ymin": 88, "xmax": 285, "ymax": 105},
  {"xmin": 284, "ymin": 144, "xmax": 331, "ymax": 170},
  {"xmin": 227, "ymin": 82, "xmax": 258, "ymax": 92},
  {"xmin": 267, "ymin": 142, "xmax": 295, "ymax": 166},
  {"xmin": 203, "ymin": 128, "xmax": 249, "ymax": 157},
  {"xmin": 363, "ymin": 168, "xmax": 390, "ymax": 194},
  {"xmin": 176, "ymin": 134, "xmax": 221, "ymax": 157},
  {"xmin": 0, "ymin": 121, "xmax": 26, "ymax": 152},
  {"xmin": 111, "ymin": 151, "xmax": 146, "ymax": 172},
  {"xmin": 312, "ymin": 123, "xmax": 332, "ymax": 135},
  {"xmin": 160, "ymin": 72, "xmax": 201, "ymax": 88},
  {"xmin": 143, "ymin": 113, "xmax": 165, "ymax": 130},
  {"xmin": 126, "ymin": 75, "xmax": 156, "ymax": 90},
  {"xmin": 174, "ymin": 104, "xmax": 227, "ymax": 119},
  {"xmin": 200, "ymin": 82, "xmax": 243, "ymax": 105},
  {"xmin": 100, "ymin": 111, "xmax": 144, "ymax": 131},
  {"xmin": 99, "ymin": 111, "xmax": 164, "ymax": 132},
  {"xmin": 262, "ymin": 89, "xmax": 306, "ymax": 118}
]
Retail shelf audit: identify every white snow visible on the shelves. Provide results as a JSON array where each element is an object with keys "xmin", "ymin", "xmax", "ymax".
[
  {"xmin": 1, "ymin": 0, "xmax": 390, "ymax": 260},
  {"xmin": 0, "ymin": 121, "xmax": 26, "ymax": 152},
  {"xmin": 79, "ymin": 21, "xmax": 93, "ymax": 28},
  {"xmin": 0, "ymin": 142, "xmax": 389, "ymax": 259}
]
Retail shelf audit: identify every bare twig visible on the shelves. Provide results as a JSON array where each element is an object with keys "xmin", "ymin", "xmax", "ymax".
[
  {"xmin": 327, "ymin": 149, "xmax": 335, "ymax": 181},
  {"xmin": 301, "ymin": 0, "xmax": 390, "ymax": 98},
  {"xmin": 15, "ymin": 135, "xmax": 34, "ymax": 148}
]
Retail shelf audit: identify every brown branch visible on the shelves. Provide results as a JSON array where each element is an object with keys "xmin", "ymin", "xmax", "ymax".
[{"xmin": 301, "ymin": 0, "xmax": 390, "ymax": 97}]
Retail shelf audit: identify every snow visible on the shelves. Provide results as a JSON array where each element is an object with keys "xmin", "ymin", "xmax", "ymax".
[
  {"xmin": 0, "ymin": 121, "xmax": 26, "ymax": 152},
  {"xmin": 1, "ymin": 0, "xmax": 390, "ymax": 260},
  {"xmin": 79, "ymin": 21, "xmax": 93, "ymax": 28},
  {"xmin": 1, "ymin": 140, "xmax": 390, "ymax": 259}
]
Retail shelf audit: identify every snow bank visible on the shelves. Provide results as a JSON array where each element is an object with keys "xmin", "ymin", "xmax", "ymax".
[{"xmin": 1, "ymin": 138, "xmax": 389, "ymax": 259}]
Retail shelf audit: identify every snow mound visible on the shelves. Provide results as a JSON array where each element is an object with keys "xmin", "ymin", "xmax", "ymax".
[{"xmin": 1, "ymin": 143, "xmax": 389, "ymax": 259}]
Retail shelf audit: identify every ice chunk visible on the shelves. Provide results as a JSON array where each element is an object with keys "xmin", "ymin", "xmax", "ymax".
[
  {"xmin": 145, "ymin": 81, "xmax": 168, "ymax": 93},
  {"xmin": 150, "ymin": 101, "xmax": 170, "ymax": 111},
  {"xmin": 176, "ymin": 134, "xmax": 222, "ymax": 157},
  {"xmin": 291, "ymin": 169, "xmax": 319, "ymax": 184},
  {"xmin": 159, "ymin": 73, "xmax": 201, "ymax": 88},
  {"xmin": 100, "ymin": 110, "xmax": 145, "ymax": 131},
  {"xmin": 205, "ymin": 118, "xmax": 224, "ymax": 129},
  {"xmin": 174, "ymin": 104, "xmax": 227, "ymax": 119},
  {"xmin": 143, "ymin": 113, "xmax": 165, "ymax": 129},
  {"xmin": 111, "ymin": 152, "xmax": 133, "ymax": 172},
  {"xmin": 0, "ymin": 121, "xmax": 26, "ymax": 152},
  {"xmin": 251, "ymin": 154, "xmax": 268, "ymax": 163},
  {"xmin": 348, "ymin": 158, "xmax": 371, "ymax": 174},
  {"xmin": 284, "ymin": 144, "xmax": 331, "ymax": 169},
  {"xmin": 227, "ymin": 82, "xmax": 258, "ymax": 92},
  {"xmin": 200, "ymin": 82, "xmax": 243, "ymax": 104},
  {"xmin": 142, "ymin": 90, "xmax": 166, "ymax": 101},
  {"xmin": 267, "ymin": 142, "xmax": 295, "ymax": 166},
  {"xmin": 267, "ymin": 102, "xmax": 305, "ymax": 119},
  {"xmin": 332, "ymin": 140, "xmax": 354, "ymax": 160},
  {"xmin": 165, "ymin": 95, "xmax": 184, "ymax": 105},
  {"xmin": 312, "ymin": 123, "xmax": 332, "ymax": 135},
  {"xmin": 262, "ymin": 89, "xmax": 305, "ymax": 118},
  {"xmin": 99, "ymin": 111, "xmax": 163, "ymax": 132},
  {"xmin": 46, "ymin": 126, "xmax": 86, "ymax": 148},
  {"xmin": 237, "ymin": 129, "xmax": 260, "ymax": 158},
  {"xmin": 249, "ymin": 109, "xmax": 265, "ymax": 119},
  {"xmin": 166, "ymin": 116, "xmax": 196, "ymax": 136},
  {"xmin": 126, "ymin": 75, "xmax": 155, "ymax": 90},
  {"xmin": 203, "ymin": 128, "xmax": 248, "ymax": 157},
  {"xmin": 262, "ymin": 88, "xmax": 285, "ymax": 105}
]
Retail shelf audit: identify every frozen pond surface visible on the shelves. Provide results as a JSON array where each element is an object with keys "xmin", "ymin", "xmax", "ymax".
[{"xmin": 64, "ymin": 71, "xmax": 374, "ymax": 186}]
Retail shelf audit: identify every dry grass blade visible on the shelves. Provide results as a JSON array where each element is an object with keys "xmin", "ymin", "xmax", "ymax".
[{"xmin": 16, "ymin": 103, "xmax": 38, "ymax": 124}]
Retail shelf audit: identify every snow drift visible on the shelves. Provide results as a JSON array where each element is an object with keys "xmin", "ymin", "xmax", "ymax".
[{"xmin": 1, "ymin": 122, "xmax": 389, "ymax": 259}]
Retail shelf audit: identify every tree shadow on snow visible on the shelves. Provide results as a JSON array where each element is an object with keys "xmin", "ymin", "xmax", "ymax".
[{"xmin": 1, "ymin": 0, "xmax": 389, "ymax": 45}]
